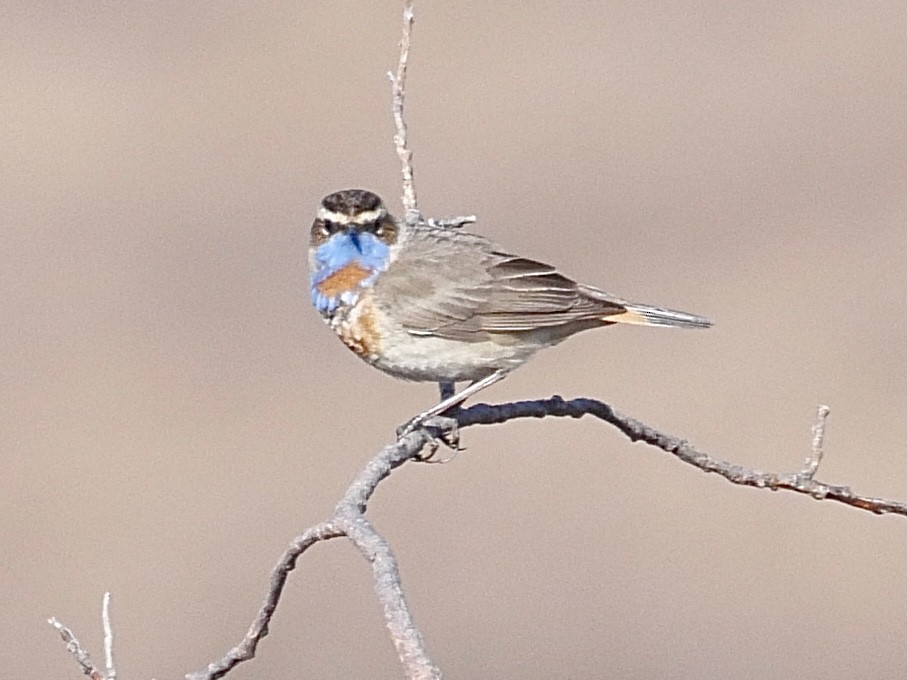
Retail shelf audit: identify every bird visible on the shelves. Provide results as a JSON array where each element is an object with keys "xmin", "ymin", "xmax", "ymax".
[{"xmin": 308, "ymin": 188, "xmax": 711, "ymax": 436}]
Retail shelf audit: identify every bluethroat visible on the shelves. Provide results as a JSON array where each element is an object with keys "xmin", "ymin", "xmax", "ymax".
[{"xmin": 309, "ymin": 189, "xmax": 711, "ymax": 435}]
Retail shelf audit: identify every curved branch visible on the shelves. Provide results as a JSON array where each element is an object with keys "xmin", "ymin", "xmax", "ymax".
[
  {"xmin": 187, "ymin": 522, "xmax": 345, "ymax": 680},
  {"xmin": 335, "ymin": 513, "xmax": 439, "ymax": 680},
  {"xmin": 456, "ymin": 397, "xmax": 906, "ymax": 517}
]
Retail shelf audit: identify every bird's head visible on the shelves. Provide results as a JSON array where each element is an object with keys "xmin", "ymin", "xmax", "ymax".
[{"xmin": 309, "ymin": 189, "xmax": 400, "ymax": 314}]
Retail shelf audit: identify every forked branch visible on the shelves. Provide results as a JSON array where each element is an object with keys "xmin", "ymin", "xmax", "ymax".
[{"xmin": 188, "ymin": 399, "xmax": 907, "ymax": 679}]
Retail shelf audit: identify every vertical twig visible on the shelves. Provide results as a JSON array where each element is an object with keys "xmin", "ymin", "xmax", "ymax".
[
  {"xmin": 388, "ymin": 0, "xmax": 452, "ymax": 408},
  {"xmin": 801, "ymin": 405, "xmax": 830, "ymax": 480},
  {"xmin": 388, "ymin": 0, "xmax": 420, "ymax": 225},
  {"xmin": 102, "ymin": 592, "xmax": 116, "ymax": 680}
]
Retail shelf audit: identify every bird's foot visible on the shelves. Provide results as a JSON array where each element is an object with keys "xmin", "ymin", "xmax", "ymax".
[{"xmin": 396, "ymin": 412, "xmax": 462, "ymax": 461}]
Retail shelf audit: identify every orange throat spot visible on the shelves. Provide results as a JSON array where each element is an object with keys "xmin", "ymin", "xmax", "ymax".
[{"xmin": 316, "ymin": 262, "xmax": 373, "ymax": 298}]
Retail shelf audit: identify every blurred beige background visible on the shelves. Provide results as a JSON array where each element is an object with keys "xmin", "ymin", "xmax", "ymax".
[{"xmin": 2, "ymin": 1, "xmax": 904, "ymax": 678}]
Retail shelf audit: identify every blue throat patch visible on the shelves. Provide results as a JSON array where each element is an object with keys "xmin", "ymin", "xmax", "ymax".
[{"xmin": 310, "ymin": 231, "xmax": 390, "ymax": 314}]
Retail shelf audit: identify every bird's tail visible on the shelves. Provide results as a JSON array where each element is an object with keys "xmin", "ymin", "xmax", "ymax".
[{"xmin": 606, "ymin": 301, "xmax": 712, "ymax": 329}]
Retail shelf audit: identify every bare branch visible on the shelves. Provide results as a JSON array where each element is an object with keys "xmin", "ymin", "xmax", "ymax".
[
  {"xmin": 335, "ymin": 513, "xmax": 440, "ymax": 680},
  {"xmin": 49, "ymin": 617, "xmax": 104, "ymax": 680},
  {"xmin": 189, "ymin": 436, "xmax": 441, "ymax": 680},
  {"xmin": 332, "ymin": 439, "xmax": 442, "ymax": 679},
  {"xmin": 102, "ymin": 593, "xmax": 116, "ymax": 680},
  {"xmin": 186, "ymin": 521, "xmax": 344, "ymax": 680},
  {"xmin": 388, "ymin": 0, "xmax": 420, "ymax": 225},
  {"xmin": 187, "ymin": 396, "xmax": 902, "ymax": 678},
  {"xmin": 56, "ymin": 6, "xmax": 445, "ymax": 678},
  {"xmin": 455, "ymin": 397, "xmax": 906, "ymax": 517},
  {"xmin": 50, "ymin": 387, "xmax": 904, "ymax": 679}
]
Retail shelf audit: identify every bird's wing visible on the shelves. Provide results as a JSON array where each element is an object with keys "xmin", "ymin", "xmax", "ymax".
[{"xmin": 373, "ymin": 227, "xmax": 625, "ymax": 341}]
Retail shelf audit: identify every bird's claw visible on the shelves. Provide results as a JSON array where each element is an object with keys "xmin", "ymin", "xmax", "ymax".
[{"xmin": 396, "ymin": 413, "xmax": 462, "ymax": 460}]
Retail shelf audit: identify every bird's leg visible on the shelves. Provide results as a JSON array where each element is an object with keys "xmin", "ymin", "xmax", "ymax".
[
  {"xmin": 429, "ymin": 370, "xmax": 510, "ymax": 416},
  {"xmin": 410, "ymin": 381, "xmax": 461, "ymax": 461},
  {"xmin": 397, "ymin": 369, "xmax": 510, "ymax": 443},
  {"xmin": 438, "ymin": 380, "xmax": 456, "ymax": 401}
]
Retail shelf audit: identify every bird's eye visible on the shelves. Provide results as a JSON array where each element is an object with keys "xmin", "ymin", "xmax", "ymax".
[
  {"xmin": 371, "ymin": 220, "xmax": 396, "ymax": 243},
  {"xmin": 311, "ymin": 220, "xmax": 331, "ymax": 241}
]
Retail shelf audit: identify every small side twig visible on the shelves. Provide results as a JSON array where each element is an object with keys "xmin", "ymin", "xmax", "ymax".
[
  {"xmin": 49, "ymin": 617, "xmax": 104, "ymax": 680},
  {"xmin": 49, "ymin": 592, "xmax": 117, "ymax": 680},
  {"xmin": 425, "ymin": 215, "xmax": 477, "ymax": 229},
  {"xmin": 800, "ymin": 404, "xmax": 830, "ymax": 480}
]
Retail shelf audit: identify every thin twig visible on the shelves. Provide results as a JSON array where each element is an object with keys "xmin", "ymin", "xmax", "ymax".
[
  {"xmin": 102, "ymin": 593, "xmax": 116, "ymax": 680},
  {"xmin": 388, "ymin": 0, "xmax": 472, "ymax": 434},
  {"xmin": 186, "ymin": 521, "xmax": 344, "ymax": 680},
  {"xmin": 386, "ymin": 3, "xmax": 475, "ymax": 234},
  {"xmin": 49, "ymin": 617, "xmax": 104, "ymax": 680},
  {"xmin": 388, "ymin": 0, "xmax": 420, "ymax": 225},
  {"xmin": 426, "ymin": 215, "xmax": 477, "ymax": 229}
]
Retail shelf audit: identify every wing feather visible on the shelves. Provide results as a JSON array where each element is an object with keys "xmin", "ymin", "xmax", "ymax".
[{"xmin": 373, "ymin": 227, "xmax": 627, "ymax": 341}]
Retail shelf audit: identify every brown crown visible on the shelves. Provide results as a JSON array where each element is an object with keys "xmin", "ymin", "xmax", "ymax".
[{"xmin": 320, "ymin": 189, "xmax": 384, "ymax": 217}]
